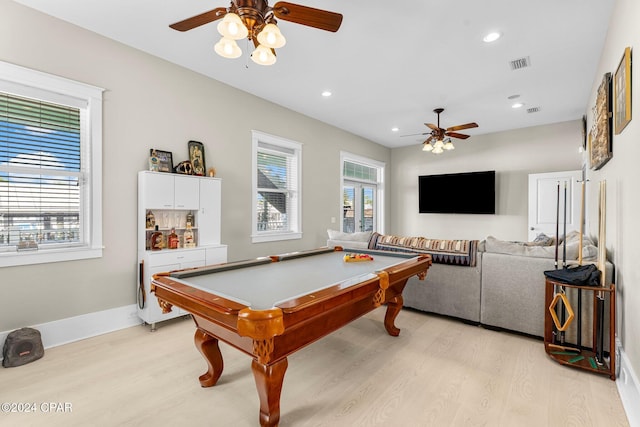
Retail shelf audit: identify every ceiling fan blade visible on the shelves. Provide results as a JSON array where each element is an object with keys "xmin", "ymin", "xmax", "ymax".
[
  {"xmin": 424, "ymin": 135, "xmax": 435, "ymax": 144},
  {"xmin": 445, "ymin": 132, "xmax": 470, "ymax": 139},
  {"xmin": 446, "ymin": 122, "xmax": 478, "ymax": 132},
  {"xmin": 425, "ymin": 123, "xmax": 439, "ymax": 131},
  {"xmin": 169, "ymin": 7, "xmax": 228, "ymax": 32},
  {"xmin": 273, "ymin": 2, "xmax": 343, "ymax": 32},
  {"xmin": 400, "ymin": 132, "xmax": 429, "ymax": 138}
]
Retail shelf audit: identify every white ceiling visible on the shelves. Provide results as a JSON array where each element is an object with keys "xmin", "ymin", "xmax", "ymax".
[{"xmin": 15, "ymin": 0, "xmax": 615, "ymax": 148}]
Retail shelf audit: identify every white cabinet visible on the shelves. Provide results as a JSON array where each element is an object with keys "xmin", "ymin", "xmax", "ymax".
[
  {"xmin": 142, "ymin": 172, "xmax": 174, "ymax": 209},
  {"xmin": 137, "ymin": 171, "xmax": 227, "ymax": 330},
  {"xmin": 198, "ymin": 178, "xmax": 221, "ymax": 246},
  {"xmin": 174, "ymin": 176, "xmax": 199, "ymax": 210}
]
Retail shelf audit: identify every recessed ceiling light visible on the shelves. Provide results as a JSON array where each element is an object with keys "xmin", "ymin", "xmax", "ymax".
[
  {"xmin": 483, "ymin": 32, "xmax": 501, "ymax": 43},
  {"xmin": 512, "ymin": 102, "xmax": 524, "ymax": 109},
  {"xmin": 321, "ymin": 90, "xmax": 332, "ymax": 97},
  {"xmin": 391, "ymin": 127, "xmax": 399, "ymax": 132}
]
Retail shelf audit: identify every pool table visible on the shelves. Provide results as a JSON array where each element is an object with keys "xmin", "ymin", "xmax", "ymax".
[{"xmin": 151, "ymin": 247, "xmax": 431, "ymax": 426}]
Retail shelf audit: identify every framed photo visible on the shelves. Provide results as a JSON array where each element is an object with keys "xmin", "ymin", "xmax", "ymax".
[
  {"xmin": 150, "ymin": 149, "xmax": 173, "ymax": 173},
  {"xmin": 614, "ymin": 46, "xmax": 632, "ymax": 134},
  {"xmin": 590, "ymin": 73, "xmax": 613, "ymax": 170},
  {"xmin": 188, "ymin": 140, "xmax": 206, "ymax": 176}
]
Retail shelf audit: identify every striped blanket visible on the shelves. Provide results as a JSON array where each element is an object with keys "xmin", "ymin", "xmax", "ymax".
[{"xmin": 370, "ymin": 233, "xmax": 479, "ymax": 267}]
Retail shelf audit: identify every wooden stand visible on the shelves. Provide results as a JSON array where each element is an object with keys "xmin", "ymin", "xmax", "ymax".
[{"xmin": 544, "ymin": 278, "xmax": 616, "ymax": 380}]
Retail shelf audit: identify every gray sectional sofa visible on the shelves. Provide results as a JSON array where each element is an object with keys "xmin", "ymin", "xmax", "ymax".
[{"xmin": 327, "ymin": 230, "xmax": 613, "ymax": 338}]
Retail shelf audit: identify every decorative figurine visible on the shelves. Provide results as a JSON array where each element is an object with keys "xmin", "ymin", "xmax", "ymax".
[{"xmin": 146, "ymin": 211, "xmax": 156, "ymax": 229}]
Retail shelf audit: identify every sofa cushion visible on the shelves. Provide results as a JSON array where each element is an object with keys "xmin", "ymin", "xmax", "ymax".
[
  {"xmin": 485, "ymin": 236, "xmax": 579, "ymax": 259},
  {"xmin": 326, "ymin": 229, "xmax": 373, "ymax": 243},
  {"xmin": 485, "ymin": 234, "xmax": 597, "ymax": 260},
  {"xmin": 370, "ymin": 234, "xmax": 479, "ymax": 266}
]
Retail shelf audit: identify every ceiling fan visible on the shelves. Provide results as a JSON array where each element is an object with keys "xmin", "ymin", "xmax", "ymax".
[
  {"xmin": 403, "ymin": 108, "xmax": 479, "ymax": 154},
  {"xmin": 169, "ymin": 1, "xmax": 343, "ymax": 65}
]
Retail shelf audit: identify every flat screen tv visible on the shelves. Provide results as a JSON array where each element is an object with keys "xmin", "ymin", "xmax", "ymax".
[{"xmin": 418, "ymin": 170, "xmax": 496, "ymax": 214}]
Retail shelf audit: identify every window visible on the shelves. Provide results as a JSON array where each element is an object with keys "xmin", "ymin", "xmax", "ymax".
[
  {"xmin": 0, "ymin": 61, "xmax": 103, "ymax": 267},
  {"xmin": 251, "ymin": 131, "xmax": 302, "ymax": 243},
  {"xmin": 340, "ymin": 152, "xmax": 385, "ymax": 234}
]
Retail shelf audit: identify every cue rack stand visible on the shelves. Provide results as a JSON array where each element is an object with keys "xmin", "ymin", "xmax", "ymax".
[{"xmin": 543, "ymin": 278, "xmax": 616, "ymax": 380}]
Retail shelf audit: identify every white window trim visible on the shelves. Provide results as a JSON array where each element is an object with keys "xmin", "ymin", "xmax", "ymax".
[
  {"xmin": 340, "ymin": 151, "xmax": 385, "ymax": 235},
  {"xmin": 251, "ymin": 130, "xmax": 302, "ymax": 243},
  {"xmin": 0, "ymin": 61, "xmax": 104, "ymax": 267}
]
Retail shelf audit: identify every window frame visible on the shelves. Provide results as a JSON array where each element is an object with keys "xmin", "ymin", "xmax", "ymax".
[
  {"xmin": 340, "ymin": 152, "xmax": 385, "ymax": 234},
  {"xmin": 0, "ymin": 61, "xmax": 104, "ymax": 267},
  {"xmin": 251, "ymin": 130, "xmax": 302, "ymax": 243}
]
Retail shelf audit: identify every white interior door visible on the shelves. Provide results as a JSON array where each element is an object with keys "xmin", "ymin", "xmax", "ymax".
[{"xmin": 528, "ymin": 170, "xmax": 582, "ymax": 241}]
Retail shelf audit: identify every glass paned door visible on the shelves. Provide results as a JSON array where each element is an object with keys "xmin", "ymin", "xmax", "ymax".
[{"xmin": 343, "ymin": 181, "xmax": 376, "ymax": 233}]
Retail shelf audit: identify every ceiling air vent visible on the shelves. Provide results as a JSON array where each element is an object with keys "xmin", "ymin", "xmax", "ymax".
[
  {"xmin": 527, "ymin": 107, "xmax": 540, "ymax": 113},
  {"xmin": 509, "ymin": 56, "xmax": 531, "ymax": 70}
]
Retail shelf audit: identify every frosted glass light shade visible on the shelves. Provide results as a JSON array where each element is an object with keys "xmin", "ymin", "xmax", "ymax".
[
  {"xmin": 443, "ymin": 140, "xmax": 455, "ymax": 150},
  {"xmin": 432, "ymin": 146, "xmax": 444, "ymax": 154},
  {"xmin": 257, "ymin": 23, "xmax": 286, "ymax": 49},
  {"xmin": 422, "ymin": 142, "xmax": 433, "ymax": 151},
  {"xmin": 251, "ymin": 45, "xmax": 277, "ymax": 65},
  {"xmin": 217, "ymin": 13, "xmax": 248, "ymax": 40},
  {"xmin": 214, "ymin": 37, "xmax": 242, "ymax": 59},
  {"xmin": 433, "ymin": 139, "xmax": 445, "ymax": 149}
]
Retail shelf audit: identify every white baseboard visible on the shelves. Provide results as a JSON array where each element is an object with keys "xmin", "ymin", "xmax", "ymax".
[
  {"xmin": 0, "ymin": 304, "xmax": 141, "ymax": 360},
  {"xmin": 617, "ymin": 345, "xmax": 640, "ymax": 427}
]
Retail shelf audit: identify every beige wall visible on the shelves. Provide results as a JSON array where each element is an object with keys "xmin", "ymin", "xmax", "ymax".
[
  {"xmin": 585, "ymin": 0, "xmax": 640, "ymax": 385},
  {"xmin": 0, "ymin": 1, "xmax": 390, "ymax": 329},
  {"xmin": 390, "ymin": 120, "xmax": 583, "ymax": 241}
]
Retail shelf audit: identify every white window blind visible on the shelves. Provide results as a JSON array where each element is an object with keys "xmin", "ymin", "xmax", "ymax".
[
  {"xmin": 252, "ymin": 131, "xmax": 302, "ymax": 243},
  {"xmin": 0, "ymin": 93, "xmax": 82, "ymax": 249}
]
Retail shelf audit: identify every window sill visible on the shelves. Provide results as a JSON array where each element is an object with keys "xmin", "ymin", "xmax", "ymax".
[
  {"xmin": 0, "ymin": 247, "xmax": 103, "ymax": 268},
  {"xmin": 251, "ymin": 231, "xmax": 302, "ymax": 244}
]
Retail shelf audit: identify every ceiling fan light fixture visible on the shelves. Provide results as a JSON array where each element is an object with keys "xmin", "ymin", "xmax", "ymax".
[
  {"xmin": 432, "ymin": 146, "xmax": 444, "ymax": 154},
  {"xmin": 217, "ymin": 13, "xmax": 248, "ymax": 40},
  {"xmin": 214, "ymin": 37, "xmax": 242, "ymax": 59},
  {"xmin": 251, "ymin": 45, "xmax": 277, "ymax": 66},
  {"xmin": 422, "ymin": 142, "xmax": 433, "ymax": 152},
  {"xmin": 257, "ymin": 23, "xmax": 286, "ymax": 49},
  {"xmin": 433, "ymin": 139, "xmax": 445, "ymax": 149},
  {"xmin": 443, "ymin": 139, "xmax": 455, "ymax": 150}
]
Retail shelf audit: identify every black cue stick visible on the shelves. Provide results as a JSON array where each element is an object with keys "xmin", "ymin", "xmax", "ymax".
[
  {"xmin": 552, "ymin": 181, "xmax": 560, "ymax": 344},
  {"xmin": 560, "ymin": 182, "xmax": 567, "ymax": 344}
]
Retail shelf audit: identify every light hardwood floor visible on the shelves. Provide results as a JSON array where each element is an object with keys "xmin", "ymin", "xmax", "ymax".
[{"xmin": 0, "ymin": 309, "xmax": 629, "ymax": 427}]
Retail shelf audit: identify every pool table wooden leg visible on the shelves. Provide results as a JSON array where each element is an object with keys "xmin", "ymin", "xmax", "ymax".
[
  {"xmin": 384, "ymin": 294, "xmax": 404, "ymax": 336},
  {"xmin": 251, "ymin": 357, "xmax": 288, "ymax": 427},
  {"xmin": 194, "ymin": 328, "xmax": 223, "ymax": 387}
]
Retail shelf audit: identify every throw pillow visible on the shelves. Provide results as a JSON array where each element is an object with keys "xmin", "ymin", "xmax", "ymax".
[{"xmin": 326, "ymin": 229, "xmax": 373, "ymax": 242}]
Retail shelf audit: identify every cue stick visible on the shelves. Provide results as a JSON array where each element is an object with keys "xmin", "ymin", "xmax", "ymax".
[
  {"xmin": 552, "ymin": 181, "xmax": 561, "ymax": 344},
  {"xmin": 595, "ymin": 181, "xmax": 606, "ymax": 365},
  {"xmin": 559, "ymin": 182, "xmax": 568, "ymax": 344},
  {"xmin": 554, "ymin": 182, "xmax": 560, "ymax": 270},
  {"xmin": 577, "ymin": 179, "xmax": 586, "ymax": 348}
]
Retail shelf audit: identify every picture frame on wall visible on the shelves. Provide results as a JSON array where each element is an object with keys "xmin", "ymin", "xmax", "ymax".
[
  {"xmin": 590, "ymin": 73, "xmax": 613, "ymax": 170},
  {"xmin": 614, "ymin": 46, "xmax": 632, "ymax": 135},
  {"xmin": 188, "ymin": 140, "xmax": 206, "ymax": 176},
  {"xmin": 150, "ymin": 149, "xmax": 173, "ymax": 173}
]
